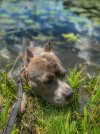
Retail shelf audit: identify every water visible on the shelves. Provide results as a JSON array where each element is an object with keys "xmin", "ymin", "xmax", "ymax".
[{"xmin": 0, "ymin": 0, "xmax": 100, "ymax": 72}]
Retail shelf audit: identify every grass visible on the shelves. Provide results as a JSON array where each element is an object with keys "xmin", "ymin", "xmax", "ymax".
[{"xmin": 0, "ymin": 67, "xmax": 100, "ymax": 134}]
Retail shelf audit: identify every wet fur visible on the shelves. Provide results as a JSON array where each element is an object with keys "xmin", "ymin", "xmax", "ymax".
[{"xmin": 13, "ymin": 41, "xmax": 73, "ymax": 113}]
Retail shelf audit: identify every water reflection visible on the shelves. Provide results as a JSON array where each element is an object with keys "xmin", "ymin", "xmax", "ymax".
[{"xmin": 0, "ymin": 0, "xmax": 100, "ymax": 69}]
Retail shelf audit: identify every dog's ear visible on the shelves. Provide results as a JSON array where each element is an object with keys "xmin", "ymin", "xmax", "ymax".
[
  {"xmin": 24, "ymin": 48, "xmax": 34, "ymax": 64},
  {"xmin": 44, "ymin": 41, "xmax": 52, "ymax": 52}
]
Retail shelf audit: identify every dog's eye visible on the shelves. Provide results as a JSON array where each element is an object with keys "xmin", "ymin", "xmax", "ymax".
[
  {"xmin": 44, "ymin": 75, "xmax": 54, "ymax": 84},
  {"xmin": 44, "ymin": 79, "xmax": 52, "ymax": 84},
  {"xmin": 56, "ymin": 71, "xmax": 66, "ymax": 78}
]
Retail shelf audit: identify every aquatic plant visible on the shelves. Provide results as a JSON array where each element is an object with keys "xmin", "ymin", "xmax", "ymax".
[
  {"xmin": 69, "ymin": 7, "xmax": 86, "ymax": 14},
  {"xmin": 0, "ymin": 14, "xmax": 10, "ymax": 18},
  {"xmin": 68, "ymin": 16, "xmax": 86, "ymax": 23},
  {"xmin": 33, "ymin": 34, "xmax": 54, "ymax": 41},
  {"xmin": 24, "ymin": 19, "xmax": 34, "ymax": 25},
  {"xmin": 0, "ymin": 18, "xmax": 16, "ymax": 24},
  {"xmin": 62, "ymin": 33, "xmax": 78, "ymax": 42},
  {"xmin": 19, "ymin": 15, "xmax": 29, "ymax": 20}
]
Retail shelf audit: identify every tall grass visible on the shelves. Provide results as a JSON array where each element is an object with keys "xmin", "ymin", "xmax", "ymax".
[
  {"xmin": 0, "ymin": 68, "xmax": 100, "ymax": 134},
  {"xmin": 0, "ymin": 70, "xmax": 16, "ymax": 133}
]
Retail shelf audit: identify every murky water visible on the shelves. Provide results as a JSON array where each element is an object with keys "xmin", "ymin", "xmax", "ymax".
[{"xmin": 0, "ymin": 0, "xmax": 100, "ymax": 72}]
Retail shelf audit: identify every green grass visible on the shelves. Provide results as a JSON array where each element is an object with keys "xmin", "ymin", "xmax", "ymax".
[{"xmin": 0, "ymin": 68, "xmax": 100, "ymax": 134}]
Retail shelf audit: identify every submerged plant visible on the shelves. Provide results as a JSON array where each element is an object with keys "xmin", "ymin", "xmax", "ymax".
[{"xmin": 62, "ymin": 33, "xmax": 78, "ymax": 42}]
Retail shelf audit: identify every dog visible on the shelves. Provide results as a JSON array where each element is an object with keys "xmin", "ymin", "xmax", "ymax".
[
  {"xmin": 20, "ymin": 41, "xmax": 73, "ymax": 108},
  {"xmin": 10, "ymin": 41, "xmax": 73, "ymax": 113}
]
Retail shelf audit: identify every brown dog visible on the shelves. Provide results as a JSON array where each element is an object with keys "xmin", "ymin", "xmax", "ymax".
[{"xmin": 21, "ymin": 41, "xmax": 73, "ymax": 108}]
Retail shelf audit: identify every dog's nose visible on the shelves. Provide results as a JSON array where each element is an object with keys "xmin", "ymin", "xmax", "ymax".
[
  {"xmin": 64, "ymin": 88, "xmax": 73, "ymax": 100},
  {"xmin": 66, "ymin": 90, "xmax": 73, "ymax": 100}
]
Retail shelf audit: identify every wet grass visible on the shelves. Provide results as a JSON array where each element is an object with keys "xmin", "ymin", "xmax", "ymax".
[{"xmin": 0, "ymin": 68, "xmax": 100, "ymax": 134}]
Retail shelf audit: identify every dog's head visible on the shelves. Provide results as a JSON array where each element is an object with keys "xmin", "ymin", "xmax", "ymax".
[{"xmin": 23, "ymin": 42, "xmax": 73, "ymax": 106}]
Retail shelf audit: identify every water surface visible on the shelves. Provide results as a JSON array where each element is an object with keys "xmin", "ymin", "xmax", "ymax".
[{"xmin": 0, "ymin": 0, "xmax": 100, "ymax": 72}]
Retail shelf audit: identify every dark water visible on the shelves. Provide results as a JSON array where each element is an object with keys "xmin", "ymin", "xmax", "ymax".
[{"xmin": 0, "ymin": 0, "xmax": 100, "ymax": 72}]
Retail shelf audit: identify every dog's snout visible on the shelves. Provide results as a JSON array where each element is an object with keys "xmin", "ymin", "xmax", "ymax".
[
  {"xmin": 66, "ymin": 90, "xmax": 73, "ymax": 100},
  {"xmin": 64, "ymin": 87, "xmax": 73, "ymax": 100}
]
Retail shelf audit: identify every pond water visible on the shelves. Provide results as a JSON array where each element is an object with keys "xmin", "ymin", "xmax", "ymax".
[{"xmin": 0, "ymin": 0, "xmax": 100, "ymax": 73}]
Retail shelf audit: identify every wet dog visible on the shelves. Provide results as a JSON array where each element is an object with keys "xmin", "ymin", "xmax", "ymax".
[{"xmin": 21, "ymin": 41, "xmax": 73, "ymax": 108}]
